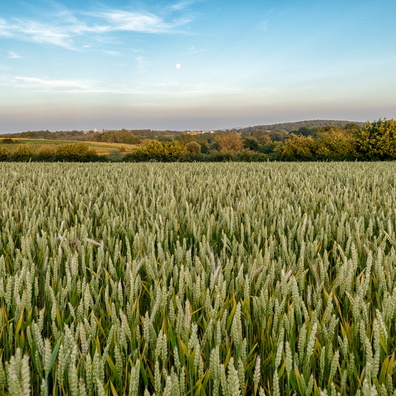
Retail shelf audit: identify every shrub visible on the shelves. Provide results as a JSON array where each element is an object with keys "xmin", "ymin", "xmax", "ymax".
[
  {"xmin": 124, "ymin": 140, "xmax": 164, "ymax": 161},
  {"xmin": 233, "ymin": 149, "xmax": 268, "ymax": 161},
  {"xmin": 12, "ymin": 144, "xmax": 34, "ymax": 161},
  {"xmin": 0, "ymin": 146, "xmax": 9, "ymax": 160},
  {"xmin": 186, "ymin": 141, "xmax": 201, "ymax": 154},
  {"xmin": 55, "ymin": 143, "xmax": 99, "ymax": 161},
  {"xmin": 1, "ymin": 138, "xmax": 18, "ymax": 144},
  {"xmin": 207, "ymin": 149, "xmax": 238, "ymax": 161},
  {"xmin": 124, "ymin": 140, "xmax": 187, "ymax": 162},
  {"xmin": 38, "ymin": 144, "xmax": 56, "ymax": 155}
]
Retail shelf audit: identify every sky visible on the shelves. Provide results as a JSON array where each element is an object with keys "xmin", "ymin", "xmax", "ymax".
[{"xmin": 0, "ymin": 0, "xmax": 396, "ymax": 132}]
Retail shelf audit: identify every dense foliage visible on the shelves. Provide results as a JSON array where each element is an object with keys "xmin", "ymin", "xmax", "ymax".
[
  {"xmin": 54, "ymin": 143, "xmax": 100, "ymax": 162},
  {"xmin": 1, "ymin": 119, "xmax": 396, "ymax": 162},
  {"xmin": 123, "ymin": 140, "xmax": 188, "ymax": 162},
  {"xmin": 0, "ymin": 142, "xmax": 101, "ymax": 162},
  {"xmin": 354, "ymin": 119, "xmax": 396, "ymax": 160},
  {"xmin": 1, "ymin": 129, "xmax": 185, "ymax": 142},
  {"xmin": 1, "ymin": 162, "xmax": 396, "ymax": 395},
  {"xmin": 276, "ymin": 120, "xmax": 396, "ymax": 161},
  {"xmin": 238, "ymin": 120, "xmax": 364, "ymax": 134}
]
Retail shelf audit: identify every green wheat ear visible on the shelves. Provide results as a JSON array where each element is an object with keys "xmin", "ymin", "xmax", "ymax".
[{"xmin": 0, "ymin": 162, "xmax": 395, "ymax": 395}]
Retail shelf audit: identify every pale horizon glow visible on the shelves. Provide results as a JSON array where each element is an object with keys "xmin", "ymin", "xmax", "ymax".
[{"xmin": 0, "ymin": 0, "xmax": 395, "ymax": 133}]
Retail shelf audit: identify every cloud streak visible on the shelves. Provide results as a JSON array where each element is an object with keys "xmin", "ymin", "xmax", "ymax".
[
  {"xmin": 14, "ymin": 76, "xmax": 147, "ymax": 94},
  {"xmin": 8, "ymin": 51, "xmax": 22, "ymax": 59},
  {"xmin": 0, "ymin": 4, "xmax": 191, "ymax": 50},
  {"xmin": 0, "ymin": 18, "xmax": 13, "ymax": 37},
  {"xmin": 14, "ymin": 19, "xmax": 74, "ymax": 48},
  {"xmin": 94, "ymin": 11, "xmax": 179, "ymax": 33},
  {"xmin": 169, "ymin": 1, "xmax": 195, "ymax": 11},
  {"xmin": 15, "ymin": 76, "xmax": 96, "ymax": 91},
  {"xmin": 13, "ymin": 75, "xmax": 242, "ymax": 98}
]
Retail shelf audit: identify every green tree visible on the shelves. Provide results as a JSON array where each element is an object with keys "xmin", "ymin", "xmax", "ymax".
[
  {"xmin": 195, "ymin": 138, "xmax": 209, "ymax": 153},
  {"xmin": 185, "ymin": 141, "xmax": 201, "ymax": 154},
  {"xmin": 290, "ymin": 126, "xmax": 317, "ymax": 137},
  {"xmin": 276, "ymin": 134, "xmax": 315, "ymax": 160},
  {"xmin": 251, "ymin": 129, "xmax": 270, "ymax": 139},
  {"xmin": 256, "ymin": 134, "xmax": 272, "ymax": 146},
  {"xmin": 243, "ymin": 137, "xmax": 259, "ymax": 151},
  {"xmin": 56, "ymin": 143, "xmax": 98, "ymax": 161},
  {"xmin": 0, "ymin": 146, "xmax": 9, "ymax": 160},
  {"xmin": 343, "ymin": 122, "xmax": 362, "ymax": 133},
  {"xmin": 354, "ymin": 119, "xmax": 396, "ymax": 160},
  {"xmin": 125, "ymin": 140, "xmax": 187, "ymax": 161},
  {"xmin": 164, "ymin": 141, "xmax": 188, "ymax": 160},
  {"xmin": 269, "ymin": 129, "xmax": 288, "ymax": 141},
  {"xmin": 175, "ymin": 134, "xmax": 197, "ymax": 145},
  {"xmin": 314, "ymin": 126, "xmax": 355, "ymax": 160},
  {"xmin": 212, "ymin": 132, "xmax": 243, "ymax": 152}
]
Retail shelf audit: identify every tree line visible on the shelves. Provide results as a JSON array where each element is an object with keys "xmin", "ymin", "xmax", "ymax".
[
  {"xmin": 276, "ymin": 119, "xmax": 396, "ymax": 160},
  {"xmin": 0, "ymin": 142, "xmax": 102, "ymax": 162},
  {"xmin": 1, "ymin": 119, "xmax": 395, "ymax": 162},
  {"xmin": 123, "ymin": 119, "xmax": 396, "ymax": 162},
  {"xmin": 238, "ymin": 119, "xmax": 363, "ymax": 134},
  {"xmin": 1, "ymin": 128, "xmax": 186, "ymax": 143}
]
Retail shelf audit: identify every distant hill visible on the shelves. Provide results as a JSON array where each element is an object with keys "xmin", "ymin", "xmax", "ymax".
[
  {"xmin": 0, "ymin": 128, "xmax": 185, "ymax": 142},
  {"xmin": 1, "ymin": 120, "xmax": 366, "ymax": 141},
  {"xmin": 237, "ymin": 120, "xmax": 365, "ymax": 133}
]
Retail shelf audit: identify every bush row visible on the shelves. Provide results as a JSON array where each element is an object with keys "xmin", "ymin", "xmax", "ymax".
[
  {"xmin": 0, "ymin": 143, "xmax": 103, "ymax": 162},
  {"xmin": 0, "ymin": 141, "xmax": 271, "ymax": 162},
  {"xmin": 122, "ymin": 141, "xmax": 269, "ymax": 162}
]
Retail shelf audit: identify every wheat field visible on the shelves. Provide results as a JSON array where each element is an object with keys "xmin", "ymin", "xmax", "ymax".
[{"xmin": 0, "ymin": 162, "xmax": 395, "ymax": 395}]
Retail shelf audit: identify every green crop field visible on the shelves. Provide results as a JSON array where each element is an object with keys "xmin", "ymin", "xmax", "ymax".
[{"xmin": 1, "ymin": 162, "xmax": 396, "ymax": 395}]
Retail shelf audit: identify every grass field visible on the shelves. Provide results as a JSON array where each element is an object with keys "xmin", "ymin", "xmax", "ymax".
[
  {"xmin": 0, "ymin": 138, "xmax": 137, "ymax": 156},
  {"xmin": 0, "ymin": 162, "xmax": 395, "ymax": 395}
]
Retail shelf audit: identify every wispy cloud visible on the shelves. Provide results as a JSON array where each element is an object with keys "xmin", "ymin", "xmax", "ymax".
[
  {"xmin": 104, "ymin": 50, "xmax": 121, "ymax": 56},
  {"xmin": 14, "ymin": 19, "xmax": 74, "ymax": 48},
  {"xmin": 0, "ymin": 19, "xmax": 77, "ymax": 49},
  {"xmin": 169, "ymin": 1, "xmax": 195, "ymax": 11},
  {"xmin": 136, "ymin": 55, "xmax": 148, "ymax": 72},
  {"xmin": 0, "ymin": 18, "xmax": 12, "ymax": 37},
  {"xmin": 0, "ymin": 4, "xmax": 192, "ymax": 50},
  {"xmin": 185, "ymin": 46, "xmax": 207, "ymax": 54},
  {"xmin": 15, "ymin": 76, "xmax": 95, "ymax": 91},
  {"xmin": 93, "ymin": 11, "xmax": 178, "ymax": 33},
  {"xmin": 14, "ymin": 76, "xmax": 146, "ymax": 94},
  {"xmin": 8, "ymin": 51, "xmax": 22, "ymax": 59},
  {"xmin": 13, "ymin": 75, "xmax": 241, "ymax": 98}
]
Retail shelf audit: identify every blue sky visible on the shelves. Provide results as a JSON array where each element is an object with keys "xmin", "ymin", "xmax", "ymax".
[{"xmin": 1, "ymin": 0, "xmax": 395, "ymax": 132}]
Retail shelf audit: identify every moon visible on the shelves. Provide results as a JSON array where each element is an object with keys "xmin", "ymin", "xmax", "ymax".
[{"xmin": 176, "ymin": 63, "xmax": 181, "ymax": 69}]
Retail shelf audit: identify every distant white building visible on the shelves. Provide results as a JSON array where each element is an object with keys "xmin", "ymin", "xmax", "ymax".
[{"xmin": 83, "ymin": 129, "xmax": 102, "ymax": 134}]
